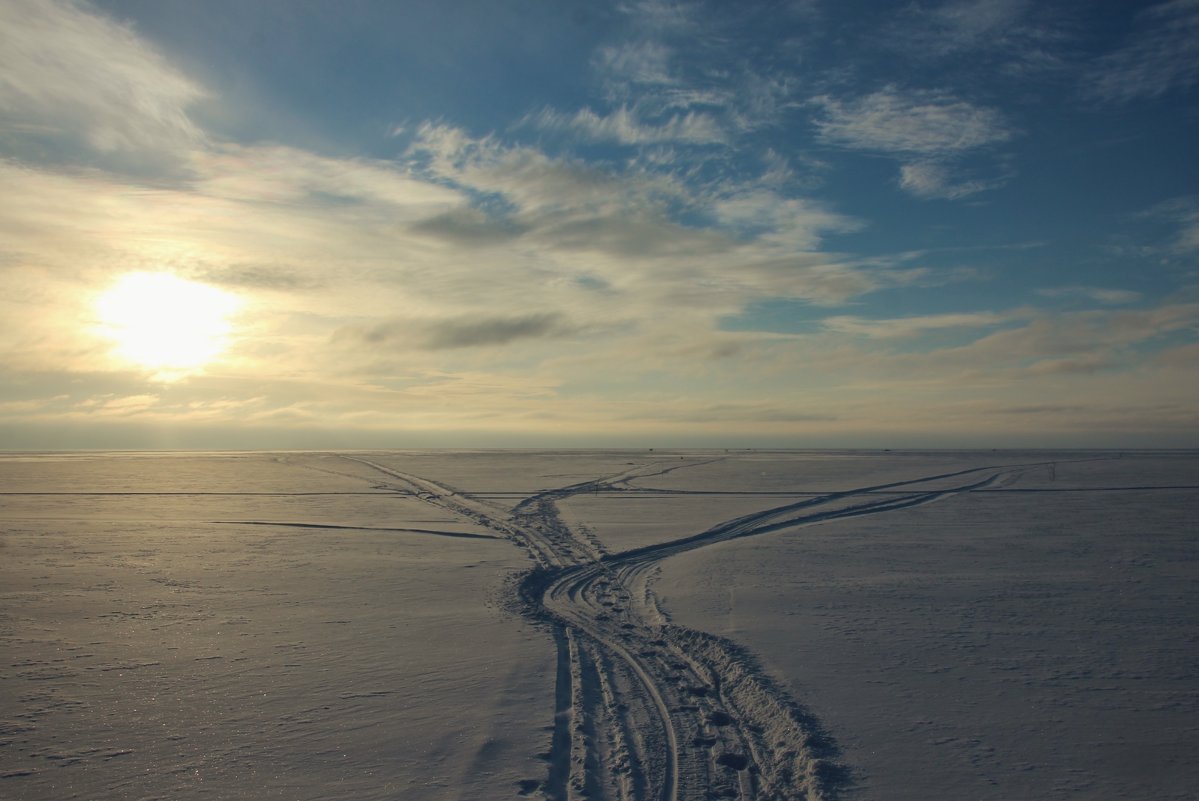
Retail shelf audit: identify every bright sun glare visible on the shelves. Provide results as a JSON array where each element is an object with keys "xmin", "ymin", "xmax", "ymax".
[{"xmin": 95, "ymin": 272, "xmax": 240, "ymax": 374}]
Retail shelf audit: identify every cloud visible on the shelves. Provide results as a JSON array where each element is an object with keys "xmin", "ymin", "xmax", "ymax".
[
  {"xmin": 410, "ymin": 122, "xmax": 679, "ymax": 214},
  {"xmin": 712, "ymin": 190, "xmax": 861, "ymax": 249},
  {"xmin": 926, "ymin": 303, "xmax": 1199, "ymax": 374},
  {"xmin": 995, "ymin": 404, "xmax": 1089, "ymax": 415},
  {"xmin": 343, "ymin": 313, "xmax": 579, "ymax": 351},
  {"xmin": 821, "ymin": 310, "xmax": 1021, "ymax": 339},
  {"xmin": 0, "ymin": 0, "xmax": 205, "ymax": 156},
  {"xmin": 2, "ymin": 1, "xmax": 1196, "ymax": 446},
  {"xmin": 1142, "ymin": 197, "xmax": 1199, "ymax": 254},
  {"xmin": 527, "ymin": 105, "xmax": 727, "ymax": 145},
  {"xmin": 536, "ymin": 211, "xmax": 731, "ymax": 258},
  {"xmin": 615, "ymin": 0, "xmax": 700, "ymax": 34},
  {"xmin": 587, "ymin": 1, "xmax": 797, "ymax": 140},
  {"xmin": 0, "ymin": 154, "xmax": 469, "ymax": 377},
  {"xmin": 408, "ymin": 207, "xmax": 527, "ymax": 247},
  {"xmin": 639, "ymin": 402, "xmax": 838, "ymax": 424},
  {"xmin": 191, "ymin": 264, "xmax": 320, "ymax": 292},
  {"xmin": 1179, "ymin": 217, "xmax": 1199, "ymax": 254},
  {"xmin": 1154, "ymin": 341, "xmax": 1199, "ymax": 366},
  {"xmin": 1037, "ymin": 286, "xmax": 1142, "ymax": 305},
  {"xmin": 595, "ymin": 40, "xmax": 676, "ymax": 86},
  {"xmin": 813, "ymin": 87, "xmax": 1013, "ymax": 155},
  {"xmin": 920, "ymin": 0, "xmax": 1029, "ymax": 48},
  {"xmin": 192, "ymin": 144, "xmax": 463, "ymax": 212},
  {"xmin": 92, "ymin": 394, "xmax": 161, "ymax": 416},
  {"xmin": 0, "ymin": 120, "xmax": 880, "ymax": 397},
  {"xmin": 1086, "ymin": 0, "xmax": 1199, "ymax": 102},
  {"xmin": 0, "ymin": 395, "xmax": 71, "ymax": 416},
  {"xmin": 733, "ymin": 259, "xmax": 893, "ymax": 307},
  {"xmin": 422, "ymin": 314, "xmax": 576, "ymax": 349},
  {"xmin": 788, "ymin": 303, "xmax": 1199, "ymax": 392},
  {"xmin": 813, "ymin": 87, "xmax": 1014, "ymax": 200},
  {"xmin": 898, "ymin": 160, "xmax": 1003, "ymax": 199},
  {"xmin": 885, "ymin": 0, "xmax": 1065, "ymax": 72},
  {"xmin": 1026, "ymin": 353, "xmax": 1116, "ymax": 375},
  {"xmin": 0, "ymin": 147, "xmax": 461, "ymax": 288},
  {"xmin": 406, "ymin": 125, "xmax": 862, "ymax": 291}
]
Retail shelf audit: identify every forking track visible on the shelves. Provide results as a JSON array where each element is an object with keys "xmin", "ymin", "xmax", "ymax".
[{"xmin": 335, "ymin": 455, "xmax": 1068, "ymax": 801}]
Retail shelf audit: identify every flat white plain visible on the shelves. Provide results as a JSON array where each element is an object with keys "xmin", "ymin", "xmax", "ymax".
[{"xmin": 1, "ymin": 450, "xmax": 1196, "ymax": 800}]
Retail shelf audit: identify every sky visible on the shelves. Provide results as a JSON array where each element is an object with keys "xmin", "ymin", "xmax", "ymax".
[{"xmin": 1, "ymin": 0, "xmax": 1197, "ymax": 449}]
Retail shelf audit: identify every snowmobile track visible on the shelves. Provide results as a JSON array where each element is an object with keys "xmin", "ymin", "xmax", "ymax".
[{"xmin": 336, "ymin": 454, "xmax": 1109, "ymax": 801}]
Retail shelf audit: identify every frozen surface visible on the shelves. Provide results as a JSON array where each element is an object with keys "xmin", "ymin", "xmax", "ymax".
[
  {"xmin": 623, "ymin": 449, "xmax": 1058, "ymax": 493},
  {"xmin": 656, "ymin": 453, "xmax": 1199, "ymax": 800},
  {"xmin": 353, "ymin": 450, "xmax": 667, "ymax": 498},
  {"xmin": 3, "ymin": 450, "xmax": 1197, "ymax": 801},
  {"xmin": 1, "ymin": 452, "xmax": 554, "ymax": 801}
]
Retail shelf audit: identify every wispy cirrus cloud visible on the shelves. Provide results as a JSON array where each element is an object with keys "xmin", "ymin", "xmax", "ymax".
[
  {"xmin": 615, "ymin": 0, "xmax": 702, "ymax": 36},
  {"xmin": 898, "ymin": 160, "xmax": 1004, "ymax": 199},
  {"xmin": 1141, "ymin": 197, "xmax": 1199, "ymax": 254},
  {"xmin": 813, "ymin": 87, "xmax": 1012, "ymax": 155},
  {"xmin": 711, "ymin": 190, "xmax": 861, "ymax": 249},
  {"xmin": 547, "ymin": 3, "xmax": 799, "ymax": 152},
  {"xmin": 884, "ymin": 0, "xmax": 1066, "ymax": 74},
  {"xmin": 912, "ymin": 0, "xmax": 1030, "ymax": 52},
  {"xmin": 525, "ymin": 105, "xmax": 727, "ymax": 145},
  {"xmin": 595, "ymin": 40, "xmax": 676, "ymax": 86},
  {"xmin": 812, "ymin": 86, "xmax": 1014, "ymax": 199},
  {"xmin": 192, "ymin": 144, "xmax": 463, "ymax": 210},
  {"xmin": 1177, "ymin": 214, "xmax": 1199, "ymax": 254},
  {"xmin": 0, "ymin": 0, "xmax": 205, "ymax": 156},
  {"xmin": 408, "ymin": 121, "xmax": 690, "ymax": 217},
  {"xmin": 1036, "ymin": 286, "xmax": 1143, "ymax": 305},
  {"xmin": 820, "ymin": 309, "xmax": 1023, "ymax": 339},
  {"xmin": 1086, "ymin": 0, "xmax": 1199, "ymax": 103},
  {"xmin": 933, "ymin": 303, "xmax": 1199, "ymax": 374}
]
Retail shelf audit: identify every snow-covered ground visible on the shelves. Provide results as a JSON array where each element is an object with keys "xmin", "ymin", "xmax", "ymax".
[
  {"xmin": 0, "ymin": 453, "xmax": 556, "ymax": 801},
  {"xmin": 2, "ymin": 450, "xmax": 1196, "ymax": 800},
  {"xmin": 653, "ymin": 451, "xmax": 1199, "ymax": 800}
]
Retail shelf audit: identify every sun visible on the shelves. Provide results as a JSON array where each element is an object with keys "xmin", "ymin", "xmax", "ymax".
[{"xmin": 95, "ymin": 272, "xmax": 240, "ymax": 375}]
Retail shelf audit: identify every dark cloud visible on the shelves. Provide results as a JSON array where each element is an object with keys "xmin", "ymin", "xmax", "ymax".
[
  {"xmin": 541, "ymin": 213, "xmax": 731, "ymax": 258},
  {"xmin": 996, "ymin": 404, "xmax": 1089, "ymax": 415},
  {"xmin": 347, "ymin": 312, "xmax": 578, "ymax": 351},
  {"xmin": 194, "ymin": 264, "xmax": 318, "ymax": 291},
  {"xmin": 707, "ymin": 341, "xmax": 748, "ymax": 360},
  {"xmin": 423, "ymin": 313, "xmax": 574, "ymax": 349},
  {"xmin": 408, "ymin": 207, "xmax": 527, "ymax": 247}
]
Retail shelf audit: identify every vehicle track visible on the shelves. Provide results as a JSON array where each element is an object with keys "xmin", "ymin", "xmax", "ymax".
[{"xmin": 332, "ymin": 454, "xmax": 1097, "ymax": 801}]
